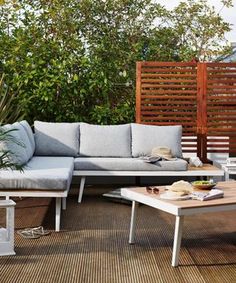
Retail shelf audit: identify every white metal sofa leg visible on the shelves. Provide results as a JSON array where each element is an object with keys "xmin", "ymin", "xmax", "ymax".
[
  {"xmin": 78, "ymin": 176, "xmax": 86, "ymax": 203},
  {"xmin": 225, "ymin": 169, "xmax": 230, "ymax": 181},
  {"xmin": 62, "ymin": 197, "xmax": 66, "ymax": 210},
  {"xmin": 55, "ymin": 197, "xmax": 61, "ymax": 232}
]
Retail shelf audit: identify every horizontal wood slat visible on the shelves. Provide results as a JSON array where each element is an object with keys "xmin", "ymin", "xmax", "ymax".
[
  {"xmin": 207, "ymin": 96, "xmax": 236, "ymax": 100},
  {"xmin": 141, "ymin": 79, "xmax": 197, "ymax": 83},
  {"xmin": 207, "ymin": 85, "xmax": 236, "ymax": 89},
  {"xmin": 141, "ymin": 107, "xmax": 197, "ymax": 111},
  {"xmin": 141, "ymin": 95, "xmax": 196, "ymax": 99},
  {"xmin": 141, "ymin": 111, "xmax": 196, "ymax": 116},
  {"xmin": 207, "ymin": 69, "xmax": 236, "ymax": 73},
  {"xmin": 140, "ymin": 68, "xmax": 197, "ymax": 73},
  {"xmin": 207, "ymin": 90, "xmax": 236, "ymax": 94},
  {"xmin": 207, "ymin": 106, "xmax": 236, "ymax": 110},
  {"xmin": 141, "ymin": 73, "xmax": 196, "ymax": 78},
  {"xmin": 206, "ymin": 62, "xmax": 236, "ymax": 67},
  {"xmin": 208, "ymin": 74, "xmax": 236, "ymax": 78},
  {"xmin": 141, "ymin": 61, "xmax": 197, "ymax": 66},
  {"xmin": 141, "ymin": 116, "xmax": 195, "ymax": 121},
  {"xmin": 136, "ymin": 61, "xmax": 236, "ymax": 161},
  {"xmin": 141, "ymin": 84, "xmax": 196, "ymax": 88},
  {"xmin": 142, "ymin": 90, "xmax": 197, "ymax": 94},
  {"xmin": 207, "ymin": 79, "xmax": 236, "ymax": 84}
]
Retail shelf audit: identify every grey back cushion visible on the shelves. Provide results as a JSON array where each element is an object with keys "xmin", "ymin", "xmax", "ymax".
[
  {"xmin": 131, "ymin": 124, "xmax": 183, "ymax": 158},
  {"xmin": 34, "ymin": 121, "xmax": 80, "ymax": 156},
  {"xmin": 80, "ymin": 123, "xmax": 131, "ymax": 157},
  {"xmin": 0, "ymin": 123, "xmax": 30, "ymax": 165},
  {"xmin": 19, "ymin": 120, "xmax": 35, "ymax": 154}
]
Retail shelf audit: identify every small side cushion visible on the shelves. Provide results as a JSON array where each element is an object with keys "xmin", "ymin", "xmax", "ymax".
[
  {"xmin": 74, "ymin": 157, "xmax": 188, "ymax": 171},
  {"xmin": 79, "ymin": 123, "xmax": 131, "ymax": 157},
  {"xmin": 34, "ymin": 121, "xmax": 80, "ymax": 156},
  {"xmin": 19, "ymin": 120, "xmax": 35, "ymax": 155},
  {"xmin": 131, "ymin": 124, "xmax": 183, "ymax": 158},
  {"xmin": 12, "ymin": 121, "xmax": 34, "ymax": 160},
  {"xmin": 0, "ymin": 123, "xmax": 29, "ymax": 165},
  {"xmin": 0, "ymin": 156, "xmax": 74, "ymax": 190}
]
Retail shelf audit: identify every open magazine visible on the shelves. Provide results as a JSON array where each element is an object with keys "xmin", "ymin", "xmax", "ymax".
[
  {"xmin": 190, "ymin": 189, "xmax": 224, "ymax": 201},
  {"xmin": 141, "ymin": 156, "xmax": 177, "ymax": 163}
]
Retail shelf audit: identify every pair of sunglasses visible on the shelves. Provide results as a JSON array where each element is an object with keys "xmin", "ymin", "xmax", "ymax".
[{"xmin": 146, "ymin": 186, "xmax": 159, "ymax": 194}]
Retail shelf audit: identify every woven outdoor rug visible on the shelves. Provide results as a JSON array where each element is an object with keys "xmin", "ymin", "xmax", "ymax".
[{"xmin": 1, "ymin": 186, "xmax": 236, "ymax": 283}]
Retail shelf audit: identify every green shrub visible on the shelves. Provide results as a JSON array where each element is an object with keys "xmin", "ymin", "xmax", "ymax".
[{"xmin": 0, "ymin": 0, "xmax": 232, "ymax": 124}]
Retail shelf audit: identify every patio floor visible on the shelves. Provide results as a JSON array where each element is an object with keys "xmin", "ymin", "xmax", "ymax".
[{"xmin": 1, "ymin": 186, "xmax": 236, "ymax": 283}]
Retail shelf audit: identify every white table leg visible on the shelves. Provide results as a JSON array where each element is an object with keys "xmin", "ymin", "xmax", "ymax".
[
  {"xmin": 129, "ymin": 201, "xmax": 139, "ymax": 244},
  {"xmin": 225, "ymin": 169, "xmax": 230, "ymax": 181},
  {"xmin": 172, "ymin": 216, "xmax": 184, "ymax": 267}
]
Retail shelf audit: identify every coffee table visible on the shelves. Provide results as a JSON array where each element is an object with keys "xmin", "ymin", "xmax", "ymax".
[{"xmin": 121, "ymin": 181, "xmax": 236, "ymax": 267}]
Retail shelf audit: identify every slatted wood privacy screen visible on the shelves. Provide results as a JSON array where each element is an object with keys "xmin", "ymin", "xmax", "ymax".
[{"xmin": 136, "ymin": 62, "xmax": 236, "ymax": 162}]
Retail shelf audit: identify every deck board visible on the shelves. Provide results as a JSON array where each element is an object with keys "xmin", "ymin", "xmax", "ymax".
[{"xmin": 1, "ymin": 186, "xmax": 236, "ymax": 283}]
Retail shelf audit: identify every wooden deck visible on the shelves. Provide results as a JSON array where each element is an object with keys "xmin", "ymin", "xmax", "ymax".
[{"xmin": 1, "ymin": 186, "xmax": 236, "ymax": 282}]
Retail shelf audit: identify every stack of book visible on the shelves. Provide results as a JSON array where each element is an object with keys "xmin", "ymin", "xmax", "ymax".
[
  {"xmin": 225, "ymin": 158, "xmax": 236, "ymax": 172},
  {"xmin": 191, "ymin": 189, "xmax": 224, "ymax": 201}
]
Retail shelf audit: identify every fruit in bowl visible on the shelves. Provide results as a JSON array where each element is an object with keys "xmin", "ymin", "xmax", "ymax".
[{"xmin": 191, "ymin": 180, "xmax": 217, "ymax": 190}]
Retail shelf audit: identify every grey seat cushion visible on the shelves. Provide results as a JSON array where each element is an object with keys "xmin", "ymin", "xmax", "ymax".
[
  {"xmin": 74, "ymin": 157, "xmax": 188, "ymax": 171},
  {"xmin": 131, "ymin": 124, "xmax": 183, "ymax": 158},
  {"xmin": 79, "ymin": 123, "xmax": 131, "ymax": 157},
  {"xmin": 0, "ymin": 157, "xmax": 74, "ymax": 190},
  {"xmin": 34, "ymin": 121, "xmax": 80, "ymax": 157}
]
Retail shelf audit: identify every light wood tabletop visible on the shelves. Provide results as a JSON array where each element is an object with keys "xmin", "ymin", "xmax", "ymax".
[{"xmin": 127, "ymin": 181, "xmax": 236, "ymax": 210}]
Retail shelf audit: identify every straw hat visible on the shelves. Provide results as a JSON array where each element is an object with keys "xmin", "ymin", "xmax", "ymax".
[
  {"xmin": 151, "ymin": 146, "xmax": 175, "ymax": 161},
  {"xmin": 166, "ymin": 180, "xmax": 193, "ymax": 194}
]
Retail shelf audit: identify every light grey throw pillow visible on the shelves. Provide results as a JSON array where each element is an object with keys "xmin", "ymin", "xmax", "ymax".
[
  {"xmin": 79, "ymin": 123, "xmax": 131, "ymax": 157},
  {"xmin": 12, "ymin": 122, "xmax": 34, "ymax": 161},
  {"xmin": 0, "ymin": 124, "xmax": 29, "ymax": 165},
  {"xmin": 19, "ymin": 120, "xmax": 35, "ymax": 155},
  {"xmin": 131, "ymin": 124, "xmax": 183, "ymax": 158},
  {"xmin": 34, "ymin": 121, "xmax": 80, "ymax": 156}
]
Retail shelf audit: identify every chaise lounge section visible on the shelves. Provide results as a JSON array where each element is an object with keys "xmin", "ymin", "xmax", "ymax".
[{"xmin": 0, "ymin": 121, "xmax": 75, "ymax": 231}]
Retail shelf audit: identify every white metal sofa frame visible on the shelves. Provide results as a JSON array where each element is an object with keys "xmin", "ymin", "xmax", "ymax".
[
  {"xmin": 74, "ymin": 166, "xmax": 225, "ymax": 203},
  {"xmin": 1, "ymin": 188, "xmax": 68, "ymax": 232},
  {"xmin": 0, "ymin": 166, "xmax": 224, "ymax": 232}
]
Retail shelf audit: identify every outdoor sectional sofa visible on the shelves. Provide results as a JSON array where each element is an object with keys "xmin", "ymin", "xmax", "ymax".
[{"xmin": 0, "ymin": 121, "xmax": 224, "ymax": 231}]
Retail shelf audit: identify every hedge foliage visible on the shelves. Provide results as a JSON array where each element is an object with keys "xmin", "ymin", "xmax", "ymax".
[{"xmin": 0, "ymin": 0, "xmax": 232, "ymax": 124}]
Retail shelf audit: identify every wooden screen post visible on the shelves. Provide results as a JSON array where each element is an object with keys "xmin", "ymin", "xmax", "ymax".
[
  {"xmin": 136, "ymin": 62, "xmax": 142, "ymax": 123},
  {"xmin": 197, "ymin": 63, "xmax": 203, "ymax": 160},
  {"xmin": 197, "ymin": 63, "xmax": 208, "ymax": 163}
]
